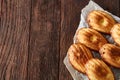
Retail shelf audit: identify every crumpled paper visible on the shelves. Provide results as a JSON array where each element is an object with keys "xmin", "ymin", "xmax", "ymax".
[{"xmin": 64, "ymin": 0, "xmax": 120, "ymax": 80}]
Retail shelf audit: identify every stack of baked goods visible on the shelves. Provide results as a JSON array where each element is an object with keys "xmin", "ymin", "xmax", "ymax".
[{"xmin": 67, "ymin": 10, "xmax": 120, "ymax": 80}]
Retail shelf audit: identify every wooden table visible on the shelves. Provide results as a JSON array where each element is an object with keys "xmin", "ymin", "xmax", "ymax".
[{"xmin": 0, "ymin": 0, "xmax": 119, "ymax": 80}]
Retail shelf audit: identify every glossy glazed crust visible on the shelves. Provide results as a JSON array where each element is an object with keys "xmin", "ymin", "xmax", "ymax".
[
  {"xmin": 76, "ymin": 28, "xmax": 107, "ymax": 51},
  {"xmin": 111, "ymin": 24, "xmax": 120, "ymax": 46},
  {"xmin": 99, "ymin": 44, "xmax": 120, "ymax": 68},
  {"xmin": 68, "ymin": 43, "xmax": 93, "ymax": 73},
  {"xmin": 85, "ymin": 59, "xmax": 114, "ymax": 80},
  {"xmin": 87, "ymin": 10, "xmax": 116, "ymax": 33}
]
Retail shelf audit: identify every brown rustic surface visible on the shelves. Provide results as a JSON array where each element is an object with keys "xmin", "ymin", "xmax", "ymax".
[
  {"xmin": 0, "ymin": 0, "xmax": 119, "ymax": 80},
  {"xmin": 0, "ymin": 0, "xmax": 31, "ymax": 80}
]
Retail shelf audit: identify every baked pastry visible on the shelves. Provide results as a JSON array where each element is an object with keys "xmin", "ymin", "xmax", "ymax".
[
  {"xmin": 99, "ymin": 44, "xmax": 120, "ymax": 68},
  {"xmin": 87, "ymin": 10, "xmax": 116, "ymax": 33},
  {"xmin": 68, "ymin": 43, "xmax": 93, "ymax": 73},
  {"xmin": 76, "ymin": 28, "xmax": 107, "ymax": 51},
  {"xmin": 85, "ymin": 59, "xmax": 114, "ymax": 80},
  {"xmin": 111, "ymin": 23, "xmax": 120, "ymax": 46}
]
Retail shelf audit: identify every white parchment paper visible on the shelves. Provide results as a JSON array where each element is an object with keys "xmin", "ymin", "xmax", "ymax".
[{"xmin": 64, "ymin": 0, "xmax": 120, "ymax": 80}]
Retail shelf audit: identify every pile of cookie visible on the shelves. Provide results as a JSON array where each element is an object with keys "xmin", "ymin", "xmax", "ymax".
[{"xmin": 67, "ymin": 10, "xmax": 120, "ymax": 80}]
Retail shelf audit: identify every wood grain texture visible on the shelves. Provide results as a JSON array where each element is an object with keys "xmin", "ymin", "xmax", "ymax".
[
  {"xmin": 0, "ymin": 0, "xmax": 31, "ymax": 80},
  {"xmin": 93, "ymin": 0, "xmax": 120, "ymax": 16},
  {"xmin": 28, "ymin": 0, "xmax": 61, "ymax": 80},
  {"xmin": 59, "ymin": 0, "xmax": 89, "ymax": 80},
  {"xmin": 0, "ymin": 0, "xmax": 119, "ymax": 80}
]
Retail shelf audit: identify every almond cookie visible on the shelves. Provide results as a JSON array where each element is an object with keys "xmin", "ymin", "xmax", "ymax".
[
  {"xmin": 68, "ymin": 43, "xmax": 93, "ymax": 73},
  {"xmin": 87, "ymin": 10, "xmax": 116, "ymax": 33},
  {"xmin": 85, "ymin": 59, "xmax": 114, "ymax": 80},
  {"xmin": 111, "ymin": 24, "xmax": 120, "ymax": 46},
  {"xmin": 76, "ymin": 28, "xmax": 107, "ymax": 51},
  {"xmin": 99, "ymin": 44, "xmax": 120, "ymax": 68}
]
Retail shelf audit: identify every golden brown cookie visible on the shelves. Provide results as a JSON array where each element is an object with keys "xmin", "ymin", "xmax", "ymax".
[
  {"xmin": 111, "ymin": 24, "xmax": 120, "ymax": 46},
  {"xmin": 85, "ymin": 59, "xmax": 114, "ymax": 80},
  {"xmin": 76, "ymin": 28, "xmax": 107, "ymax": 51},
  {"xmin": 68, "ymin": 43, "xmax": 93, "ymax": 73},
  {"xmin": 87, "ymin": 10, "xmax": 116, "ymax": 33},
  {"xmin": 99, "ymin": 44, "xmax": 120, "ymax": 68}
]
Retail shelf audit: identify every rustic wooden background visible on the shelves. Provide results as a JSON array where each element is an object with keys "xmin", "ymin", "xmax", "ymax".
[{"xmin": 0, "ymin": 0, "xmax": 119, "ymax": 80}]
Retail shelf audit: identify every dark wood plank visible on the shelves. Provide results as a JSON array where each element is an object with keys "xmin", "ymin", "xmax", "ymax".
[
  {"xmin": 0, "ymin": 0, "xmax": 31, "ymax": 80},
  {"xmin": 28, "ymin": 0, "xmax": 61, "ymax": 80},
  {"xmin": 59, "ymin": 0, "xmax": 89, "ymax": 80},
  {"xmin": 93, "ymin": 0, "xmax": 120, "ymax": 16}
]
